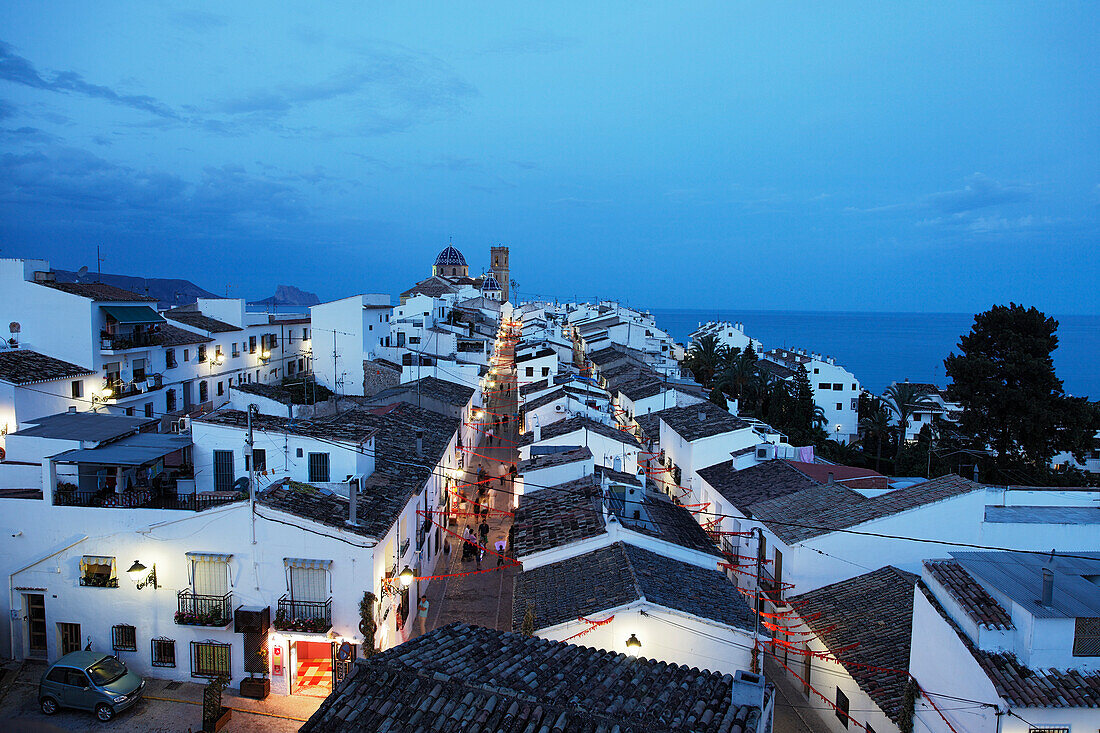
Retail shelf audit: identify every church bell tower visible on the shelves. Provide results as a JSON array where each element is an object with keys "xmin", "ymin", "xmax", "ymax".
[{"xmin": 490, "ymin": 245, "xmax": 510, "ymax": 302}]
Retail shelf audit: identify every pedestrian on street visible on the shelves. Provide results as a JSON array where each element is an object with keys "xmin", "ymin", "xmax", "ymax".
[
  {"xmin": 495, "ymin": 539, "xmax": 507, "ymax": 566},
  {"xmin": 479, "ymin": 519, "xmax": 490, "ymax": 548},
  {"xmin": 462, "ymin": 526, "xmax": 475, "ymax": 561},
  {"xmin": 417, "ymin": 595, "xmax": 429, "ymax": 636}
]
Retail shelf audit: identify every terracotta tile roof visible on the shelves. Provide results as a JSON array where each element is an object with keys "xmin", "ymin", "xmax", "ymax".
[
  {"xmin": 513, "ymin": 474, "xmax": 719, "ymax": 559},
  {"xmin": 923, "ymin": 560, "xmax": 1014, "ymax": 630},
  {"xmin": 159, "ymin": 324, "xmax": 214, "ymax": 347},
  {"xmin": 697, "ymin": 460, "xmax": 820, "ymax": 513},
  {"xmin": 366, "ymin": 376, "xmax": 475, "ymax": 409},
  {"xmin": 519, "ymin": 378, "xmax": 549, "ymax": 397},
  {"xmin": 302, "ymin": 622, "xmax": 767, "ymax": 732},
  {"xmin": 517, "ymin": 446, "xmax": 592, "ymax": 473},
  {"xmin": 514, "ymin": 542, "xmax": 754, "ymax": 635},
  {"xmin": 259, "ymin": 481, "xmax": 375, "ymax": 539},
  {"xmin": 520, "ymin": 385, "xmax": 607, "ymax": 414},
  {"xmin": 163, "ymin": 308, "xmax": 241, "ymax": 333},
  {"xmin": 517, "ymin": 415, "xmax": 640, "ymax": 448},
  {"xmin": 791, "ymin": 567, "xmax": 918, "ymax": 724},
  {"xmin": 918, "ymin": 583, "xmax": 1100, "ymax": 709},
  {"xmin": 39, "ymin": 281, "xmax": 156, "ymax": 301},
  {"xmin": 783, "ymin": 461, "xmax": 889, "ymax": 490},
  {"xmin": 649, "ymin": 402, "xmax": 750, "ymax": 442},
  {"xmin": 0, "ymin": 350, "xmax": 95, "ymax": 385},
  {"xmin": 750, "ymin": 474, "xmax": 984, "ymax": 545}
]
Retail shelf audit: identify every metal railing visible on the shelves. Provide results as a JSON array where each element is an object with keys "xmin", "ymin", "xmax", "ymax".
[
  {"xmin": 273, "ymin": 595, "xmax": 332, "ymax": 633},
  {"xmin": 176, "ymin": 591, "xmax": 232, "ymax": 627},
  {"xmin": 100, "ymin": 330, "xmax": 164, "ymax": 350},
  {"xmin": 53, "ymin": 486, "xmax": 242, "ymax": 512}
]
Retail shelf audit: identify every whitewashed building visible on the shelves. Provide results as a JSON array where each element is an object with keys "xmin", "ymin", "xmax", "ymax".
[{"xmin": 762, "ymin": 348, "xmax": 861, "ymax": 444}]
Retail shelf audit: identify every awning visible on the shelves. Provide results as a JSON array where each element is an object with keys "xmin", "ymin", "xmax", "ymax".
[
  {"xmin": 80, "ymin": 556, "xmax": 115, "ymax": 573},
  {"xmin": 284, "ymin": 558, "xmax": 333, "ymax": 570},
  {"xmin": 100, "ymin": 305, "xmax": 165, "ymax": 325},
  {"xmin": 186, "ymin": 552, "xmax": 232, "ymax": 563},
  {"xmin": 51, "ymin": 433, "xmax": 190, "ymax": 466}
]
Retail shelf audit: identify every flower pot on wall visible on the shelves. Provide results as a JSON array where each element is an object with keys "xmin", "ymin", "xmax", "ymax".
[{"xmin": 239, "ymin": 677, "xmax": 270, "ymax": 700}]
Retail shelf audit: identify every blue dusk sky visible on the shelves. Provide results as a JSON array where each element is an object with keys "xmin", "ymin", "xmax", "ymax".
[{"xmin": 1, "ymin": 2, "xmax": 1098, "ymax": 312}]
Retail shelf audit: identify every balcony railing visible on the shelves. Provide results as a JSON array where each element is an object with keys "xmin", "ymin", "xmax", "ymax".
[
  {"xmin": 273, "ymin": 595, "xmax": 332, "ymax": 633},
  {"xmin": 176, "ymin": 590, "xmax": 232, "ymax": 627},
  {"xmin": 100, "ymin": 330, "xmax": 164, "ymax": 350},
  {"xmin": 53, "ymin": 485, "xmax": 242, "ymax": 512}
]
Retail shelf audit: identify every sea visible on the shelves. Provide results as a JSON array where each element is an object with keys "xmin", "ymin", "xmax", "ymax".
[{"xmin": 649, "ymin": 309, "xmax": 1100, "ymax": 398}]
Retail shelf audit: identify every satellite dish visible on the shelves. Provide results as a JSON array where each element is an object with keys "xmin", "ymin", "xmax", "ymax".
[
  {"xmin": 9, "ymin": 322, "xmax": 20, "ymax": 334},
  {"xmin": 76, "ymin": 266, "xmax": 89, "ymax": 282}
]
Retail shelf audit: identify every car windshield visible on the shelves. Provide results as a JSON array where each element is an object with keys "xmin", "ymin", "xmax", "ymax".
[{"xmin": 86, "ymin": 657, "xmax": 127, "ymax": 686}]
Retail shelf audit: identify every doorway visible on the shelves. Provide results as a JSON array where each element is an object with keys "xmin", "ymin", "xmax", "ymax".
[
  {"xmin": 24, "ymin": 594, "xmax": 46, "ymax": 658},
  {"xmin": 292, "ymin": 641, "xmax": 332, "ymax": 698}
]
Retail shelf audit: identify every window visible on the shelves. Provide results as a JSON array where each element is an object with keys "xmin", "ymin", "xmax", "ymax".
[
  {"xmin": 245, "ymin": 449, "xmax": 266, "ymax": 472},
  {"xmin": 851, "ymin": 383, "xmax": 857, "ymax": 390},
  {"xmin": 296, "ymin": 447, "xmax": 304, "ymax": 458},
  {"xmin": 542, "ymin": 367, "xmax": 550, "ymax": 377},
  {"xmin": 199, "ymin": 381, "xmax": 208, "ymax": 402},
  {"xmin": 125, "ymin": 407, "xmax": 134, "ymax": 416},
  {"xmin": 232, "ymin": 343, "xmax": 239, "ymax": 357},
  {"xmin": 215, "ymin": 346, "xmax": 223, "ymax": 360},
  {"xmin": 183, "ymin": 349, "xmax": 190, "ymax": 362},
  {"xmin": 79, "ymin": 556, "xmax": 117, "ymax": 587},
  {"xmin": 166, "ymin": 349, "xmax": 177, "ymax": 369},
  {"xmin": 190, "ymin": 640, "xmax": 231, "ymax": 678},
  {"xmin": 813, "ymin": 368, "xmax": 819, "ymax": 374},
  {"xmin": 166, "ymin": 389, "xmax": 177, "ymax": 412},
  {"xmin": 105, "ymin": 362, "xmax": 121, "ymax": 388},
  {"xmin": 213, "ymin": 450, "xmax": 234, "ymax": 492},
  {"xmin": 1073, "ymin": 617, "xmax": 1100, "ymax": 656},
  {"xmin": 913, "ymin": 413, "xmax": 922, "ymax": 422},
  {"xmin": 144, "ymin": 403, "xmax": 153, "ymax": 418},
  {"xmin": 818, "ymin": 382, "xmax": 829, "ymax": 390},
  {"xmin": 308, "ymin": 452, "xmax": 330, "ymax": 482},
  {"xmin": 58, "ymin": 622, "xmax": 81, "ymax": 655},
  {"xmin": 835, "ymin": 688, "xmax": 850, "ymax": 728},
  {"xmin": 71, "ymin": 381, "xmax": 83, "ymax": 399},
  {"xmin": 851, "ymin": 399, "xmax": 859, "ymax": 411},
  {"xmin": 303, "ymin": 328, "xmax": 309, "ymax": 340},
  {"xmin": 190, "ymin": 556, "xmax": 230, "ymax": 597},
  {"xmin": 112, "ymin": 624, "xmax": 137, "ymax": 652},
  {"xmin": 526, "ymin": 367, "xmax": 534, "ymax": 377},
  {"xmin": 151, "ymin": 638, "xmax": 176, "ymax": 667},
  {"xmin": 408, "ymin": 336, "xmax": 420, "ymax": 344},
  {"xmin": 836, "ymin": 403, "xmax": 843, "ymax": 411},
  {"xmin": 216, "ymin": 381, "xmax": 224, "ymax": 397},
  {"xmin": 249, "ymin": 336, "xmax": 256, "ymax": 354},
  {"xmin": 287, "ymin": 562, "xmax": 329, "ymax": 602},
  {"xmin": 197, "ymin": 345, "xmax": 207, "ymax": 363},
  {"xmin": 133, "ymin": 358, "xmax": 147, "ymax": 382}
]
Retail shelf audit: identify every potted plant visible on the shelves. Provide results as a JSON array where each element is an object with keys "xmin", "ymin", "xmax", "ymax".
[
  {"xmin": 201, "ymin": 675, "xmax": 232, "ymax": 732},
  {"xmin": 240, "ymin": 648, "xmax": 270, "ymax": 700}
]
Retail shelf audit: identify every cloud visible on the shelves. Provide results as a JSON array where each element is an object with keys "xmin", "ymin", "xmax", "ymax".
[
  {"xmin": 0, "ymin": 126, "xmax": 56, "ymax": 143},
  {"xmin": 924, "ymin": 173, "xmax": 1030, "ymax": 215},
  {"xmin": 0, "ymin": 40, "xmax": 179, "ymax": 120},
  {"xmin": 0, "ymin": 99, "xmax": 15, "ymax": 120}
]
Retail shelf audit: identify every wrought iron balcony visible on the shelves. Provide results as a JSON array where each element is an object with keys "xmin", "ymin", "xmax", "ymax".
[
  {"xmin": 53, "ymin": 485, "xmax": 241, "ymax": 512},
  {"xmin": 100, "ymin": 329, "xmax": 164, "ymax": 350},
  {"xmin": 273, "ymin": 595, "xmax": 332, "ymax": 633},
  {"xmin": 176, "ymin": 590, "xmax": 232, "ymax": 627}
]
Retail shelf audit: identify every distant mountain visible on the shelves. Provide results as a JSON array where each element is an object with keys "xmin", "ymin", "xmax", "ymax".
[
  {"xmin": 53, "ymin": 270, "xmax": 219, "ymax": 309},
  {"xmin": 250, "ymin": 285, "xmax": 321, "ymax": 307}
]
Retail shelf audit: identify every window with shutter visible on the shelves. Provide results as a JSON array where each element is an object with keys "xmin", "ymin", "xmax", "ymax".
[
  {"xmin": 192, "ymin": 559, "xmax": 229, "ymax": 597},
  {"xmin": 213, "ymin": 450, "xmax": 234, "ymax": 492},
  {"xmin": 308, "ymin": 453, "xmax": 330, "ymax": 482},
  {"xmin": 1073, "ymin": 617, "xmax": 1100, "ymax": 656},
  {"xmin": 289, "ymin": 567, "xmax": 327, "ymax": 602}
]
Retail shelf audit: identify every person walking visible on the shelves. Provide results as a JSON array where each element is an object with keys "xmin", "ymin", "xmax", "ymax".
[
  {"xmin": 417, "ymin": 595, "xmax": 429, "ymax": 636},
  {"xmin": 462, "ymin": 526, "xmax": 475, "ymax": 562},
  {"xmin": 495, "ymin": 538, "xmax": 507, "ymax": 566},
  {"xmin": 478, "ymin": 518, "xmax": 490, "ymax": 548}
]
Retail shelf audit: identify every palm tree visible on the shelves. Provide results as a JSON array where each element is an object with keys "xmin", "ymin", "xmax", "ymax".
[
  {"xmin": 884, "ymin": 382, "xmax": 937, "ymax": 466},
  {"xmin": 684, "ymin": 334, "xmax": 727, "ymax": 387},
  {"xmin": 859, "ymin": 396, "xmax": 892, "ymax": 472},
  {"xmin": 713, "ymin": 347, "xmax": 757, "ymax": 403}
]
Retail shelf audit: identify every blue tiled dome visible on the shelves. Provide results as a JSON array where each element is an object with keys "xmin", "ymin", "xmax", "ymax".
[
  {"xmin": 481, "ymin": 272, "xmax": 501, "ymax": 292},
  {"xmin": 435, "ymin": 245, "xmax": 467, "ymax": 269}
]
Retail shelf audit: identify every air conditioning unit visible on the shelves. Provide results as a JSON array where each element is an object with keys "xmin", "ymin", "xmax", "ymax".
[
  {"xmin": 177, "ymin": 417, "xmax": 191, "ymax": 432},
  {"xmin": 554, "ymin": 404, "xmax": 565, "ymax": 413}
]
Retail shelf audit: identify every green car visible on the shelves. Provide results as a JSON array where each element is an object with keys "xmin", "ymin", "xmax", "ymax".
[{"xmin": 39, "ymin": 651, "xmax": 145, "ymax": 722}]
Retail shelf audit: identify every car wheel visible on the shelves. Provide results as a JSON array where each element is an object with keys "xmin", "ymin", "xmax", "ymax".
[
  {"xmin": 39, "ymin": 697, "xmax": 59, "ymax": 715},
  {"xmin": 95, "ymin": 703, "xmax": 115, "ymax": 722}
]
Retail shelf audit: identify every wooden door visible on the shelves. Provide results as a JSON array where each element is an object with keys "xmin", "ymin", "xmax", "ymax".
[
  {"xmin": 25, "ymin": 594, "xmax": 46, "ymax": 657},
  {"xmin": 58, "ymin": 622, "xmax": 81, "ymax": 656}
]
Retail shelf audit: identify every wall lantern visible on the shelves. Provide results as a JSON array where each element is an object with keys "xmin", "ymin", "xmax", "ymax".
[
  {"xmin": 625, "ymin": 633, "xmax": 641, "ymax": 649},
  {"xmin": 127, "ymin": 560, "xmax": 157, "ymax": 590},
  {"xmin": 399, "ymin": 566, "xmax": 415, "ymax": 587},
  {"xmin": 91, "ymin": 387, "xmax": 114, "ymax": 411}
]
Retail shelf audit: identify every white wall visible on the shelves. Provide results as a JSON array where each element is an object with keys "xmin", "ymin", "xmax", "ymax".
[
  {"xmin": 516, "ymin": 459, "xmax": 595, "ymax": 498},
  {"xmin": 519, "ymin": 430, "xmax": 638, "ymax": 475}
]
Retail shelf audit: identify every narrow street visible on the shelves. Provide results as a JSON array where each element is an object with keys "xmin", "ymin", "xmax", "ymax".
[{"xmin": 424, "ymin": 325, "xmax": 519, "ymax": 634}]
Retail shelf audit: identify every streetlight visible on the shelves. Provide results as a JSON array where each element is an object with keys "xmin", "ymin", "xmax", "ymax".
[
  {"xmin": 399, "ymin": 566, "xmax": 415, "ymax": 587},
  {"xmin": 126, "ymin": 560, "xmax": 157, "ymax": 590},
  {"xmin": 625, "ymin": 633, "xmax": 641, "ymax": 649}
]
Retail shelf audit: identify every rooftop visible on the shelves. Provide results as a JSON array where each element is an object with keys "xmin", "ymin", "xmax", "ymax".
[
  {"xmin": 750, "ymin": 474, "xmax": 985, "ymax": 545},
  {"xmin": 0, "ymin": 350, "xmax": 96, "ymax": 385},
  {"xmin": 923, "ymin": 559, "xmax": 1014, "ymax": 630},
  {"xmin": 366, "ymin": 376, "xmax": 475, "ymax": 409},
  {"xmin": 232, "ymin": 380, "xmax": 333, "ymax": 406},
  {"xmin": 163, "ymin": 308, "xmax": 241, "ymax": 333},
  {"xmin": 951, "ymin": 550, "xmax": 1100, "ymax": 620},
  {"xmin": 301, "ymin": 622, "xmax": 766, "ymax": 733},
  {"xmin": 983, "ymin": 505, "xmax": 1100, "ymax": 525},
  {"xmin": 159, "ymin": 324, "xmax": 214, "ymax": 346},
  {"xmin": 259, "ymin": 481, "xmax": 375, "ymax": 539},
  {"xmin": 517, "ymin": 446, "xmax": 593, "ymax": 474},
  {"xmin": 697, "ymin": 460, "xmax": 820, "ymax": 512},
  {"xmin": 39, "ymin": 281, "xmax": 157, "ymax": 302},
  {"xmin": 791, "ymin": 567, "xmax": 918, "ymax": 725},
  {"xmin": 652, "ymin": 402, "xmax": 750, "ymax": 442},
  {"xmin": 521, "ymin": 385, "xmax": 606, "ymax": 414},
  {"xmin": 783, "ymin": 461, "xmax": 889, "ymax": 489},
  {"xmin": 13, "ymin": 411, "xmax": 157, "ymax": 442},
  {"xmin": 197, "ymin": 408, "xmax": 378, "ymax": 445},
  {"xmin": 513, "ymin": 474, "xmax": 719, "ymax": 559},
  {"xmin": 514, "ymin": 541, "xmax": 755, "ymax": 635},
  {"xmin": 518, "ymin": 415, "xmax": 640, "ymax": 448}
]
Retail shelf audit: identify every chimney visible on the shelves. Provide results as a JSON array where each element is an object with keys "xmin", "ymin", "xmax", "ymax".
[
  {"xmin": 1041, "ymin": 567, "xmax": 1054, "ymax": 606},
  {"xmin": 827, "ymin": 472, "xmax": 835, "ymax": 484},
  {"xmin": 533, "ymin": 423, "xmax": 542, "ymax": 443},
  {"xmin": 347, "ymin": 478, "xmax": 360, "ymax": 527},
  {"xmin": 68, "ymin": 406, "xmax": 77, "ymax": 414},
  {"xmin": 698, "ymin": 409, "xmax": 707, "ymax": 422},
  {"xmin": 415, "ymin": 429, "xmax": 424, "ymax": 456}
]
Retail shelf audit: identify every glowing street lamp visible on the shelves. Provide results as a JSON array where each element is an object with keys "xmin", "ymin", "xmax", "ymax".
[
  {"xmin": 625, "ymin": 633, "xmax": 641, "ymax": 649},
  {"xmin": 399, "ymin": 566, "xmax": 415, "ymax": 587},
  {"xmin": 126, "ymin": 560, "xmax": 157, "ymax": 590}
]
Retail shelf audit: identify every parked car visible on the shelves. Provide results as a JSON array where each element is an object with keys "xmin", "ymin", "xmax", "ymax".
[{"xmin": 39, "ymin": 651, "xmax": 145, "ymax": 721}]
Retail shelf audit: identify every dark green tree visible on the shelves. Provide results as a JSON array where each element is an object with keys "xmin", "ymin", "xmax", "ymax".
[
  {"xmin": 683, "ymin": 334, "xmax": 727, "ymax": 388},
  {"xmin": 883, "ymin": 382, "xmax": 937, "ymax": 466},
  {"xmin": 708, "ymin": 387, "xmax": 729, "ymax": 410},
  {"xmin": 945, "ymin": 303, "xmax": 1100, "ymax": 473},
  {"xmin": 858, "ymin": 396, "xmax": 893, "ymax": 472}
]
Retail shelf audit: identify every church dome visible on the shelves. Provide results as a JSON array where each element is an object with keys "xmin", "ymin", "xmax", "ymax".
[
  {"xmin": 481, "ymin": 272, "xmax": 501, "ymax": 292},
  {"xmin": 434, "ymin": 245, "xmax": 467, "ymax": 269}
]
